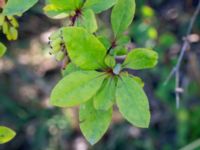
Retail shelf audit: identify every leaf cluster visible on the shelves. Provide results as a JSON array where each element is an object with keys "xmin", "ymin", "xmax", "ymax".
[
  {"xmin": 0, "ymin": 0, "xmax": 159, "ymax": 145},
  {"xmin": 48, "ymin": 0, "xmax": 158, "ymax": 144}
]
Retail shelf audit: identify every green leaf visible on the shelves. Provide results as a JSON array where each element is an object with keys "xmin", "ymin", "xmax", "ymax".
[
  {"xmin": 116, "ymin": 74, "xmax": 150, "ymax": 128},
  {"xmin": 104, "ymin": 55, "xmax": 116, "ymax": 68},
  {"xmin": 62, "ymin": 27, "xmax": 107, "ymax": 70},
  {"xmin": 111, "ymin": 0, "xmax": 136, "ymax": 37},
  {"xmin": 0, "ymin": 126, "xmax": 16, "ymax": 144},
  {"xmin": 123, "ymin": 48, "xmax": 158, "ymax": 70},
  {"xmin": 76, "ymin": 9, "xmax": 97, "ymax": 33},
  {"xmin": 43, "ymin": 4, "xmax": 70, "ymax": 19},
  {"xmin": 62, "ymin": 63, "xmax": 81, "ymax": 77},
  {"xmin": 0, "ymin": 42, "xmax": 7, "ymax": 57},
  {"xmin": 130, "ymin": 75, "xmax": 144, "ymax": 87},
  {"xmin": 79, "ymin": 100, "xmax": 112, "ymax": 145},
  {"xmin": 50, "ymin": 71, "xmax": 106, "ymax": 107},
  {"xmin": 97, "ymin": 36, "xmax": 111, "ymax": 50},
  {"xmin": 84, "ymin": 0, "xmax": 117, "ymax": 13},
  {"xmin": 3, "ymin": 0, "xmax": 38, "ymax": 15},
  {"xmin": 93, "ymin": 77, "xmax": 116, "ymax": 110},
  {"xmin": 111, "ymin": 47, "xmax": 127, "ymax": 56},
  {"xmin": 49, "ymin": 0, "xmax": 83, "ymax": 10},
  {"xmin": 116, "ymin": 35, "xmax": 130, "ymax": 46}
]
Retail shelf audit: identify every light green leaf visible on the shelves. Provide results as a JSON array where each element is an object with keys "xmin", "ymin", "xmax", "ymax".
[
  {"xmin": 130, "ymin": 75, "xmax": 144, "ymax": 87},
  {"xmin": 104, "ymin": 55, "xmax": 116, "ymax": 68},
  {"xmin": 62, "ymin": 63, "xmax": 81, "ymax": 77},
  {"xmin": 76, "ymin": 9, "xmax": 97, "ymax": 33},
  {"xmin": 93, "ymin": 77, "xmax": 116, "ymax": 110},
  {"xmin": 3, "ymin": 0, "xmax": 38, "ymax": 15},
  {"xmin": 0, "ymin": 42, "xmax": 7, "ymax": 57},
  {"xmin": 79, "ymin": 100, "xmax": 112, "ymax": 145},
  {"xmin": 43, "ymin": 4, "xmax": 70, "ymax": 19},
  {"xmin": 50, "ymin": 71, "xmax": 106, "ymax": 107},
  {"xmin": 49, "ymin": 0, "xmax": 83, "ymax": 10},
  {"xmin": 62, "ymin": 27, "xmax": 107, "ymax": 70},
  {"xmin": 111, "ymin": 0, "xmax": 136, "ymax": 37},
  {"xmin": 116, "ymin": 74, "xmax": 150, "ymax": 128},
  {"xmin": 123, "ymin": 48, "xmax": 158, "ymax": 70},
  {"xmin": 0, "ymin": 126, "xmax": 16, "ymax": 144},
  {"xmin": 84, "ymin": 0, "xmax": 117, "ymax": 13}
]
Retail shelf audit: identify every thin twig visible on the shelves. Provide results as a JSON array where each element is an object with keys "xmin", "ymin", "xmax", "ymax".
[
  {"xmin": 164, "ymin": 1, "xmax": 200, "ymax": 85},
  {"xmin": 164, "ymin": 1, "xmax": 200, "ymax": 108},
  {"xmin": 175, "ymin": 71, "xmax": 180, "ymax": 109}
]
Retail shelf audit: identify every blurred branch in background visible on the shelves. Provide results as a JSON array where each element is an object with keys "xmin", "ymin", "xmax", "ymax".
[
  {"xmin": 180, "ymin": 138, "xmax": 200, "ymax": 150},
  {"xmin": 164, "ymin": 0, "xmax": 200, "ymax": 109}
]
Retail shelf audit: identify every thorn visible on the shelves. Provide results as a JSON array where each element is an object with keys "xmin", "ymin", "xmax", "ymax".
[{"xmin": 175, "ymin": 87, "xmax": 184, "ymax": 93}]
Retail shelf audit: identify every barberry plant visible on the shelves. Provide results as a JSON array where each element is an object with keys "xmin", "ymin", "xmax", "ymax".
[{"xmin": 0, "ymin": 0, "xmax": 158, "ymax": 145}]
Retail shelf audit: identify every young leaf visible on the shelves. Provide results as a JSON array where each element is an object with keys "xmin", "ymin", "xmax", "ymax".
[
  {"xmin": 49, "ymin": 0, "xmax": 83, "ymax": 11},
  {"xmin": 62, "ymin": 27, "xmax": 107, "ymax": 70},
  {"xmin": 50, "ymin": 71, "xmax": 106, "ymax": 107},
  {"xmin": 79, "ymin": 100, "xmax": 112, "ymax": 145},
  {"xmin": 111, "ymin": 0, "xmax": 136, "ymax": 37},
  {"xmin": 93, "ymin": 77, "xmax": 116, "ymax": 110},
  {"xmin": 104, "ymin": 55, "xmax": 116, "ymax": 68},
  {"xmin": 43, "ymin": 4, "xmax": 70, "ymax": 19},
  {"xmin": 3, "ymin": 0, "xmax": 38, "ymax": 15},
  {"xmin": 116, "ymin": 35, "xmax": 130, "ymax": 46},
  {"xmin": 0, "ymin": 126, "xmax": 16, "ymax": 144},
  {"xmin": 123, "ymin": 48, "xmax": 158, "ymax": 70},
  {"xmin": 116, "ymin": 74, "xmax": 150, "ymax": 128},
  {"xmin": 0, "ymin": 42, "xmax": 6, "ymax": 57},
  {"xmin": 76, "ymin": 9, "xmax": 97, "ymax": 33},
  {"xmin": 84, "ymin": 0, "xmax": 117, "ymax": 13}
]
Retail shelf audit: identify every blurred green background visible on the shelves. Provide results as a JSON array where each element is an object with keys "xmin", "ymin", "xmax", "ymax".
[{"xmin": 0, "ymin": 0, "xmax": 200, "ymax": 149}]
